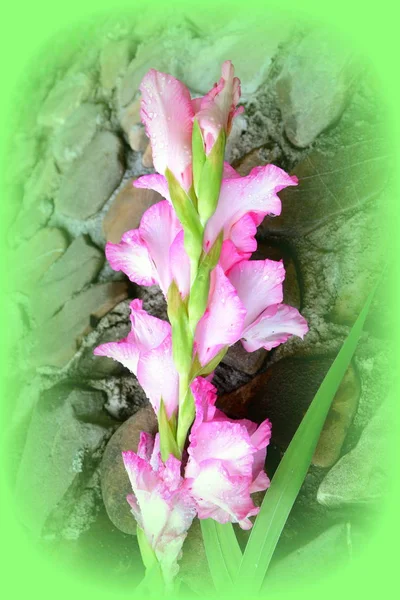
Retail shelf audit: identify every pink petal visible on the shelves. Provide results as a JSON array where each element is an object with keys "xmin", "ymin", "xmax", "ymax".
[
  {"xmin": 228, "ymin": 259, "xmax": 285, "ymax": 328},
  {"xmin": 195, "ymin": 61, "xmax": 243, "ymax": 154},
  {"xmin": 129, "ymin": 298, "xmax": 171, "ymax": 353},
  {"xmin": 137, "ymin": 334, "xmax": 179, "ymax": 418},
  {"xmin": 134, "ymin": 173, "xmax": 171, "ymax": 203},
  {"xmin": 194, "ymin": 265, "xmax": 246, "ymax": 366},
  {"xmin": 241, "ymin": 303, "xmax": 309, "ymax": 352},
  {"xmin": 169, "ymin": 230, "xmax": 191, "ymax": 298},
  {"xmin": 204, "ymin": 164, "xmax": 298, "ymax": 249},
  {"xmin": 105, "ymin": 229, "xmax": 157, "ymax": 286},
  {"xmin": 93, "ymin": 340, "xmax": 140, "ymax": 374},
  {"xmin": 223, "ymin": 161, "xmax": 240, "ymax": 179},
  {"xmin": 219, "ymin": 239, "xmax": 251, "ymax": 273},
  {"xmin": 139, "ymin": 200, "xmax": 183, "ymax": 295},
  {"xmin": 229, "ymin": 213, "xmax": 258, "ymax": 254},
  {"xmin": 186, "ymin": 420, "xmax": 254, "ymax": 479},
  {"xmin": 187, "ymin": 459, "xmax": 259, "ymax": 529},
  {"xmin": 140, "ymin": 70, "xmax": 194, "ymax": 190},
  {"xmin": 137, "ymin": 431, "xmax": 155, "ymax": 461}
]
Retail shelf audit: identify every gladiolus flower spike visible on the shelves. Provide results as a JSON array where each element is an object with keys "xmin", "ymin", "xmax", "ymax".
[{"xmin": 94, "ymin": 61, "xmax": 308, "ymax": 587}]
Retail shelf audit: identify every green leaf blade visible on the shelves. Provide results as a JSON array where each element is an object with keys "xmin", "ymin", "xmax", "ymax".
[
  {"xmin": 200, "ymin": 519, "xmax": 242, "ymax": 593},
  {"xmin": 236, "ymin": 287, "xmax": 376, "ymax": 594}
]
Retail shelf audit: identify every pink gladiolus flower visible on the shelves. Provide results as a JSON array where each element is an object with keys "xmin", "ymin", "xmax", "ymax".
[
  {"xmin": 194, "ymin": 265, "xmax": 246, "ymax": 366},
  {"xmin": 140, "ymin": 70, "xmax": 194, "ymax": 190},
  {"xmin": 123, "ymin": 432, "xmax": 196, "ymax": 582},
  {"xmin": 228, "ymin": 259, "xmax": 309, "ymax": 352},
  {"xmin": 94, "ymin": 300, "xmax": 179, "ymax": 418},
  {"xmin": 195, "ymin": 60, "xmax": 244, "ymax": 154},
  {"xmin": 185, "ymin": 378, "xmax": 271, "ymax": 529},
  {"xmin": 105, "ymin": 200, "xmax": 190, "ymax": 298},
  {"xmin": 134, "ymin": 164, "xmax": 297, "ymax": 273},
  {"xmin": 204, "ymin": 164, "xmax": 298, "ymax": 253}
]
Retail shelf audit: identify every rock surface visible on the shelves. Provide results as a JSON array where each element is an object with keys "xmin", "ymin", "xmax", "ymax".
[
  {"xmin": 30, "ymin": 235, "xmax": 104, "ymax": 323},
  {"xmin": 100, "ymin": 405, "xmax": 157, "ymax": 534},
  {"xmin": 27, "ymin": 282, "xmax": 128, "ymax": 368},
  {"xmin": 317, "ymin": 400, "xmax": 392, "ymax": 506},
  {"xmin": 103, "ymin": 178, "xmax": 161, "ymax": 243},
  {"xmin": 218, "ymin": 358, "xmax": 361, "ymax": 467},
  {"xmin": 38, "ymin": 73, "xmax": 92, "ymax": 128},
  {"xmin": 52, "ymin": 103, "xmax": 108, "ymax": 169},
  {"xmin": 15, "ymin": 385, "xmax": 114, "ymax": 536},
  {"xmin": 276, "ymin": 29, "xmax": 361, "ymax": 147},
  {"xmin": 12, "ymin": 227, "xmax": 68, "ymax": 290},
  {"xmin": 56, "ymin": 131, "xmax": 125, "ymax": 219}
]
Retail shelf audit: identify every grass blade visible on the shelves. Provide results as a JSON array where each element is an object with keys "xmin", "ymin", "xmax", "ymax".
[
  {"xmin": 200, "ymin": 519, "xmax": 242, "ymax": 591},
  {"xmin": 236, "ymin": 287, "xmax": 376, "ymax": 594}
]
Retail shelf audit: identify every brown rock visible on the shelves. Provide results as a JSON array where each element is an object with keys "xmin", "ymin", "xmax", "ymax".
[
  {"xmin": 103, "ymin": 178, "xmax": 162, "ymax": 243},
  {"xmin": 28, "ymin": 281, "xmax": 128, "ymax": 368},
  {"xmin": 128, "ymin": 125, "xmax": 148, "ymax": 152},
  {"xmin": 233, "ymin": 146, "xmax": 279, "ymax": 176},
  {"xmin": 100, "ymin": 405, "xmax": 157, "ymax": 534},
  {"xmin": 222, "ymin": 342, "xmax": 266, "ymax": 375},
  {"xmin": 119, "ymin": 97, "xmax": 141, "ymax": 137},
  {"xmin": 142, "ymin": 142, "xmax": 153, "ymax": 168},
  {"xmin": 218, "ymin": 358, "xmax": 360, "ymax": 467}
]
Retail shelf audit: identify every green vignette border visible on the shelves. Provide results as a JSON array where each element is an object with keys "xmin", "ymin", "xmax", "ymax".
[{"xmin": 0, "ymin": 1, "xmax": 399, "ymax": 600}]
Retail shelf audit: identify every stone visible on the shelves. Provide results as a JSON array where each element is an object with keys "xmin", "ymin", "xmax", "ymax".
[
  {"xmin": 276, "ymin": 29, "xmax": 362, "ymax": 147},
  {"xmin": 38, "ymin": 73, "xmax": 92, "ymax": 128},
  {"xmin": 27, "ymin": 281, "xmax": 128, "ymax": 368},
  {"xmin": 23, "ymin": 155, "xmax": 60, "ymax": 209},
  {"xmin": 127, "ymin": 124, "xmax": 148, "ymax": 152},
  {"xmin": 56, "ymin": 131, "xmax": 125, "ymax": 219},
  {"xmin": 232, "ymin": 145, "xmax": 281, "ymax": 177},
  {"xmin": 142, "ymin": 142, "xmax": 153, "ymax": 168},
  {"xmin": 15, "ymin": 385, "xmax": 114, "ymax": 536},
  {"xmin": 317, "ymin": 400, "xmax": 392, "ymax": 507},
  {"xmin": 117, "ymin": 38, "xmax": 171, "ymax": 109},
  {"xmin": 100, "ymin": 39, "xmax": 130, "ymax": 92},
  {"xmin": 12, "ymin": 227, "xmax": 68, "ymax": 291},
  {"xmin": 183, "ymin": 19, "xmax": 292, "ymax": 97},
  {"xmin": 8, "ymin": 199, "xmax": 53, "ymax": 245},
  {"xmin": 218, "ymin": 358, "xmax": 360, "ymax": 467},
  {"xmin": 119, "ymin": 97, "xmax": 141, "ymax": 141},
  {"xmin": 259, "ymin": 139, "xmax": 390, "ymax": 238},
  {"xmin": 266, "ymin": 524, "xmax": 351, "ymax": 588},
  {"xmin": 100, "ymin": 405, "xmax": 157, "ymax": 534},
  {"xmin": 29, "ymin": 235, "xmax": 104, "ymax": 323},
  {"xmin": 222, "ymin": 342, "xmax": 266, "ymax": 375},
  {"xmin": 9, "ymin": 134, "xmax": 38, "ymax": 183},
  {"xmin": 52, "ymin": 103, "xmax": 108, "ymax": 169},
  {"xmin": 103, "ymin": 178, "xmax": 161, "ymax": 243}
]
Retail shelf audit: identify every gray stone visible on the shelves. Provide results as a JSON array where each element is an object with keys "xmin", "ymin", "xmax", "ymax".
[
  {"xmin": 38, "ymin": 73, "xmax": 92, "ymax": 128},
  {"xmin": 12, "ymin": 227, "xmax": 68, "ymax": 291},
  {"xmin": 27, "ymin": 281, "xmax": 128, "ymax": 368},
  {"xmin": 8, "ymin": 199, "xmax": 53, "ymax": 245},
  {"xmin": 23, "ymin": 155, "xmax": 60, "ymax": 209},
  {"xmin": 219, "ymin": 358, "xmax": 360, "ymax": 467},
  {"xmin": 266, "ymin": 523, "xmax": 351, "ymax": 587},
  {"xmin": 15, "ymin": 385, "xmax": 113, "ymax": 536},
  {"xmin": 52, "ymin": 103, "xmax": 108, "ymax": 169},
  {"xmin": 100, "ymin": 405, "xmax": 157, "ymax": 534},
  {"xmin": 56, "ymin": 131, "xmax": 125, "ymax": 219},
  {"xmin": 30, "ymin": 235, "xmax": 104, "ymax": 323},
  {"xmin": 184, "ymin": 19, "xmax": 292, "ymax": 97},
  {"xmin": 100, "ymin": 39, "xmax": 131, "ymax": 92},
  {"xmin": 276, "ymin": 29, "xmax": 362, "ymax": 147},
  {"xmin": 259, "ymin": 141, "xmax": 389, "ymax": 239},
  {"xmin": 317, "ymin": 400, "xmax": 392, "ymax": 507}
]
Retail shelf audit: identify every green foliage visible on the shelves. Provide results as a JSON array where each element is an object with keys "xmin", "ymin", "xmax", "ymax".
[
  {"xmin": 197, "ymin": 129, "xmax": 226, "ymax": 226},
  {"xmin": 201, "ymin": 286, "xmax": 376, "ymax": 595}
]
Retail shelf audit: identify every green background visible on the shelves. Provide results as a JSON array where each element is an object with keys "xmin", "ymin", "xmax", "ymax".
[{"xmin": 1, "ymin": 0, "xmax": 398, "ymax": 599}]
